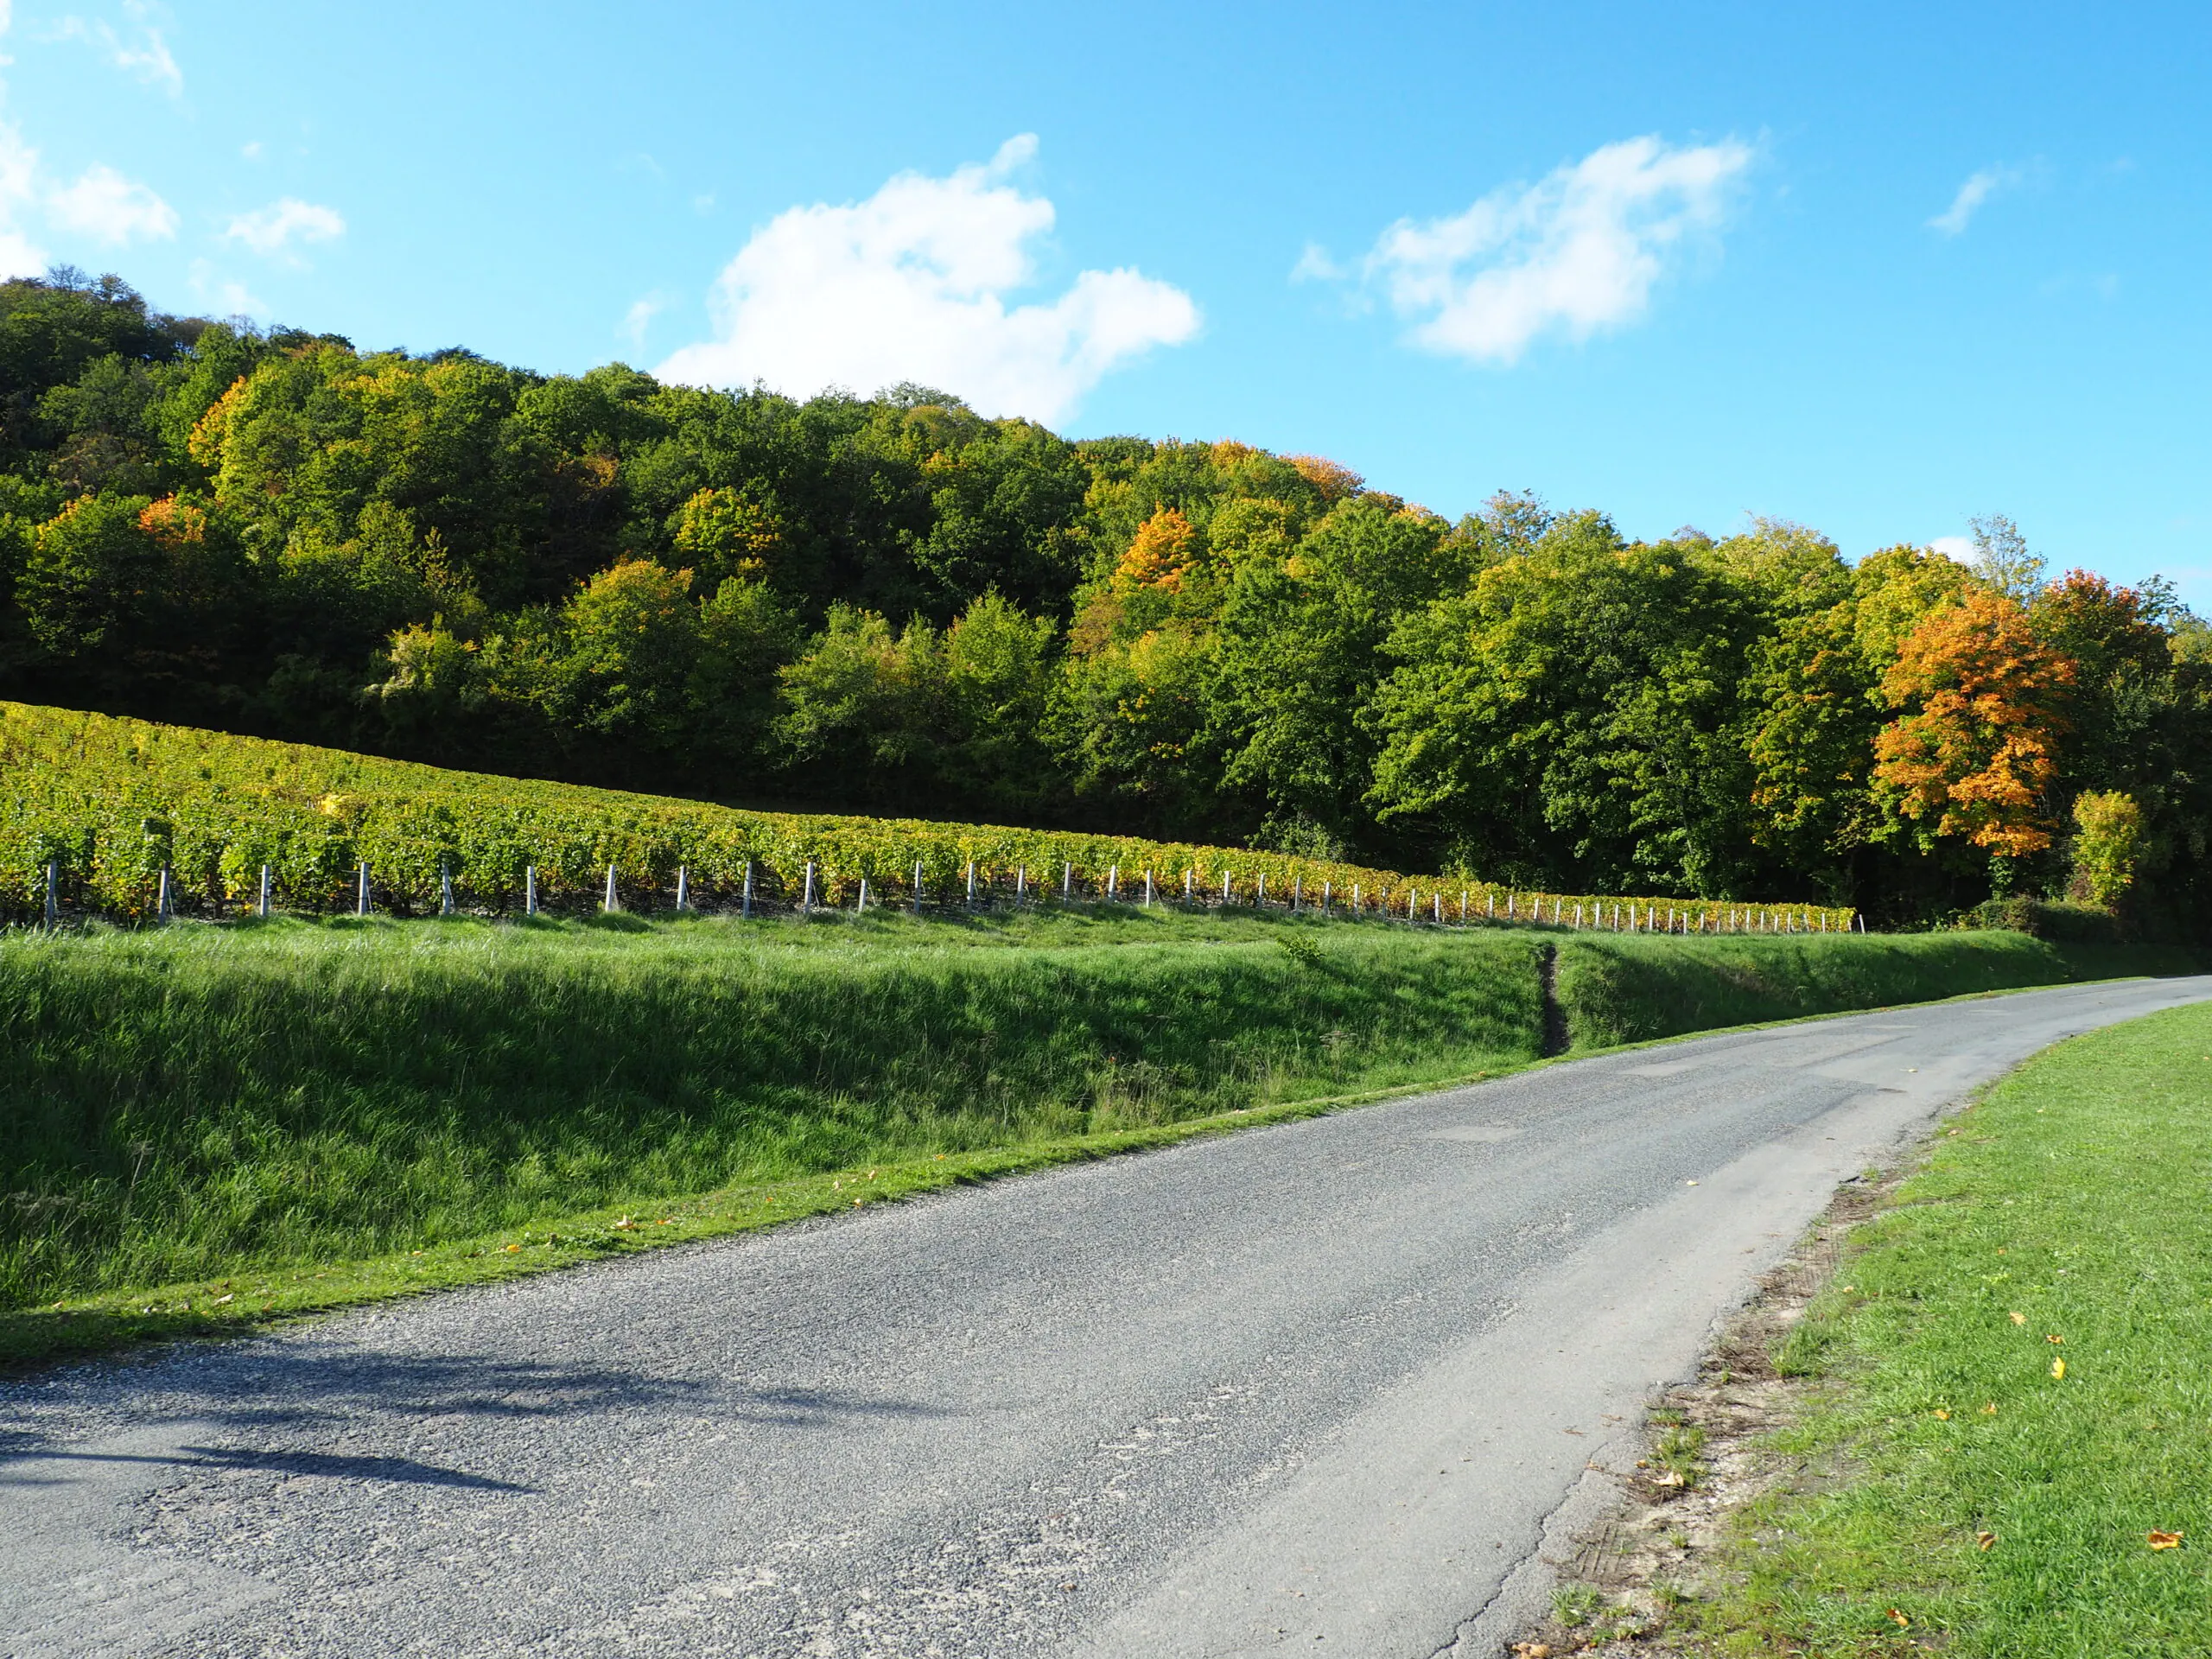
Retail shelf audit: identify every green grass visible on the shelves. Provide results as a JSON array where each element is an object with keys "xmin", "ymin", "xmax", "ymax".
[
  {"xmin": 1680, "ymin": 1001, "xmax": 2212, "ymax": 1657},
  {"xmin": 0, "ymin": 906, "xmax": 1546, "ymax": 1325},
  {"xmin": 1554, "ymin": 931, "xmax": 2209, "ymax": 1048},
  {"xmin": 2, "ymin": 910, "xmax": 2196, "ymax": 1366}
]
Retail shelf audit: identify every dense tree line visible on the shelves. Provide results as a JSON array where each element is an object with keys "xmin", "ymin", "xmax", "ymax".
[{"xmin": 3, "ymin": 268, "xmax": 2206, "ymax": 925}]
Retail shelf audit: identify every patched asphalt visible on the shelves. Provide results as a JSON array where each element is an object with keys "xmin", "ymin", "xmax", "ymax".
[{"xmin": 6, "ymin": 976, "xmax": 2207, "ymax": 1658}]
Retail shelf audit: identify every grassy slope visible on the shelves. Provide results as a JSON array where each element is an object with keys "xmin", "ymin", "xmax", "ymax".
[
  {"xmin": 1554, "ymin": 931, "xmax": 2209, "ymax": 1047},
  {"xmin": 2, "ymin": 908, "xmax": 1544, "ymax": 1315},
  {"xmin": 1683, "ymin": 1001, "xmax": 2212, "ymax": 1657},
  {"xmin": 3, "ymin": 914, "xmax": 2197, "ymax": 1363}
]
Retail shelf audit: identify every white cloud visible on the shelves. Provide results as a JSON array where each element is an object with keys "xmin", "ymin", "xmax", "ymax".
[
  {"xmin": 657, "ymin": 136, "xmax": 1200, "ymax": 423},
  {"xmin": 240, "ymin": 139, "xmax": 264, "ymax": 162},
  {"xmin": 1357, "ymin": 136, "xmax": 1753, "ymax": 365},
  {"xmin": 1929, "ymin": 166, "xmax": 2022, "ymax": 236},
  {"xmin": 48, "ymin": 161, "xmax": 177, "ymax": 245},
  {"xmin": 1290, "ymin": 241, "xmax": 1345, "ymax": 283},
  {"xmin": 225, "ymin": 196, "xmax": 345, "ymax": 257},
  {"xmin": 188, "ymin": 259, "xmax": 268, "ymax": 317},
  {"xmin": 0, "ymin": 121, "xmax": 42, "ymax": 276},
  {"xmin": 1929, "ymin": 536, "xmax": 1974, "ymax": 563},
  {"xmin": 47, "ymin": 10, "xmax": 181, "ymax": 92},
  {"xmin": 620, "ymin": 293, "xmax": 667, "ymax": 349}
]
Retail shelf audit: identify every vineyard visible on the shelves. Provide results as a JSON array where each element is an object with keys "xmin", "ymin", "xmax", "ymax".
[{"xmin": 1, "ymin": 702, "xmax": 1858, "ymax": 934}]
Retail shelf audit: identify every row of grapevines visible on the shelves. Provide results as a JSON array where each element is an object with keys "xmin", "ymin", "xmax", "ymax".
[{"xmin": 0, "ymin": 702, "xmax": 1859, "ymax": 932}]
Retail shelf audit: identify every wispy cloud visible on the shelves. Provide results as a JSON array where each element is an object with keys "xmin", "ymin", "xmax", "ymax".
[
  {"xmin": 49, "ymin": 6, "xmax": 181, "ymax": 93},
  {"xmin": 0, "ymin": 122, "xmax": 42, "ymax": 276},
  {"xmin": 1929, "ymin": 165, "xmax": 2023, "ymax": 236},
  {"xmin": 658, "ymin": 136, "xmax": 1200, "ymax": 423},
  {"xmin": 188, "ymin": 257, "xmax": 268, "ymax": 318},
  {"xmin": 225, "ymin": 196, "xmax": 345, "ymax": 259},
  {"xmin": 620, "ymin": 293, "xmax": 669, "ymax": 350},
  {"xmin": 48, "ymin": 160, "xmax": 176, "ymax": 244},
  {"xmin": 1929, "ymin": 535, "xmax": 1974, "ymax": 563},
  {"xmin": 1342, "ymin": 135, "xmax": 1754, "ymax": 366}
]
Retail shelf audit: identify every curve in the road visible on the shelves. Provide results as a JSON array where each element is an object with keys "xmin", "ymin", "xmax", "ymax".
[{"xmin": 5, "ymin": 976, "xmax": 2208, "ymax": 1659}]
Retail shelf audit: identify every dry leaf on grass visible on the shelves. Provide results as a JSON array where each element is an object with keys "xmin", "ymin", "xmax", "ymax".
[
  {"xmin": 2148, "ymin": 1530, "xmax": 2183, "ymax": 1550},
  {"xmin": 1976, "ymin": 1531, "xmax": 1997, "ymax": 1550},
  {"xmin": 2010, "ymin": 1312, "xmax": 2026, "ymax": 1325}
]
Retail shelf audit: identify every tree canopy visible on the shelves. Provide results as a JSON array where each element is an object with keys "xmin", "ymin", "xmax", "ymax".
[{"xmin": 4, "ymin": 266, "xmax": 2208, "ymax": 927}]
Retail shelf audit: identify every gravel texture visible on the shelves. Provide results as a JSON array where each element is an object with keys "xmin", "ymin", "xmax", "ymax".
[{"xmin": 5, "ymin": 976, "xmax": 2206, "ymax": 1659}]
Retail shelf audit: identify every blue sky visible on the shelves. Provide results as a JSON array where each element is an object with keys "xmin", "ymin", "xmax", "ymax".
[{"xmin": 8, "ymin": 1, "xmax": 2209, "ymax": 603}]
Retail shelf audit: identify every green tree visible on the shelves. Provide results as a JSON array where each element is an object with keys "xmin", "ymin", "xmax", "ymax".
[{"xmin": 1368, "ymin": 518, "xmax": 1765, "ymax": 893}]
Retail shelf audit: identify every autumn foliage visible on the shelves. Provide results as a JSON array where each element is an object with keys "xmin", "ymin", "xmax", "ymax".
[{"xmin": 1873, "ymin": 593, "xmax": 2074, "ymax": 857}]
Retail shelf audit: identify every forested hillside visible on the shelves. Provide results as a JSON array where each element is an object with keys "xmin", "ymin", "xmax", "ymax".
[{"xmin": 3, "ymin": 267, "xmax": 2205, "ymax": 925}]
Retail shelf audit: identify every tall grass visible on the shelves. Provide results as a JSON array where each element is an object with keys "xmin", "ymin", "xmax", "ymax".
[
  {"xmin": 4, "ymin": 912, "xmax": 2193, "ymax": 1312},
  {"xmin": 1554, "ymin": 932, "xmax": 2208, "ymax": 1048},
  {"xmin": 0, "ymin": 909, "xmax": 1543, "ymax": 1306}
]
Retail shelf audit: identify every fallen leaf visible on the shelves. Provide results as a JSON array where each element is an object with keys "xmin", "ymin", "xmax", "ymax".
[
  {"xmin": 1934, "ymin": 1409, "xmax": 1951, "ymax": 1421},
  {"xmin": 2149, "ymin": 1530, "xmax": 2183, "ymax": 1550},
  {"xmin": 2051, "ymin": 1357, "xmax": 2066, "ymax": 1380},
  {"xmin": 1977, "ymin": 1531, "xmax": 1997, "ymax": 1550},
  {"xmin": 210, "ymin": 1293, "xmax": 233, "ymax": 1306},
  {"xmin": 2046, "ymin": 1334, "xmax": 2064, "ymax": 1344},
  {"xmin": 1981, "ymin": 1403, "xmax": 1998, "ymax": 1415},
  {"xmin": 1889, "ymin": 1608, "xmax": 1911, "ymax": 1628},
  {"xmin": 2010, "ymin": 1312, "xmax": 2026, "ymax": 1325}
]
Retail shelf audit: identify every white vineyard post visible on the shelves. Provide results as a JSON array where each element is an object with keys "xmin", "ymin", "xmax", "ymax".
[
  {"xmin": 675, "ymin": 865, "xmax": 689, "ymax": 912},
  {"xmin": 356, "ymin": 862, "xmax": 371, "ymax": 918},
  {"xmin": 857, "ymin": 878, "xmax": 868, "ymax": 915},
  {"xmin": 442, "ymin": 861, "xmax": 455, "ymax": 916},
  {"xmin": 1294, "ymin": 876, "xmax": 1302, "ymax": 912},
  {"xmin": 525, "ymin": 865, "xmax": 537, "ymax": 916},
  {"xmin": 1063, "ymin": 861, "xmax": 1072, "ymax": 899},
  {"xmin": 1487, "ymin": 892, "xmax": 1496, "ymax": 919},
  {"xmin": 1016, "ymin": 865, "xmax": 1027, "ymax": 905},
  {"xmin": 741, "ymin": 860, "xmax": 754, "ymax": 919},
  {"xmin": 1109, "ymin": 864, "xmax": 1119, "ymax": 900},
  {"xmin": 966, "ymin": 861, "xmax": 977, "ymax": 908},
  {"xmin": 1434, "ymin": 893, "xmax": 1443, "ymax": 924},
  {"xmin": 1222, "ymin": 870, "xmax": 1233, "ymax": 905},
  {"xmin": 45, "ymin": 861, "xmax": 59, "ymax": 928},
  {"xmin": 1257, "ymin": 873, "xmax": 1267, "ymax": 907},
  {"xmin": 802, "ymin": 861, "xmax": 816, "ymax": 917},
  {"xmin": 1352, "ymin": 883, "xmax": 1361, "ymax": 916},
  {"xmin": 1145, "ymin": 870, "xmax": 1154, "ymax": 906},
  {"xmin": 1460, "ymin": 890, "xmax": 1468, "ymax": 923},
  {"xmin": 604, "ymin": 864, "xmax": 619, "ymax": 913},
  {"xmin": 1322, "ymin": 880, "xmax": 1332, "ymax": 912},
  {"xmin": 912, "ymin": 859, "xmax": 924, "ymax": 916},
  {"xmin": 157, "ymin": 865, "xmax": 174, "ymax": 922},
  {"xmin": 1184, "ymin": 868, "xmax": 1195, "ymax": 905}
]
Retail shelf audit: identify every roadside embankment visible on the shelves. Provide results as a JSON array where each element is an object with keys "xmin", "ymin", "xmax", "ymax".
[
  {"xmin": 1553, "ymin": 931, "xmax": 2207, "ymax": 1048},
  {"xmin": 1, "ymin": 913, "xmax": 2197, "ymax": 1361}
]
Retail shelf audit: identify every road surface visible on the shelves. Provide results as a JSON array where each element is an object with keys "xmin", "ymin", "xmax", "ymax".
[{"xmin": 6, "ymin": 976, "xmax": 2208, "ymax": 1658}]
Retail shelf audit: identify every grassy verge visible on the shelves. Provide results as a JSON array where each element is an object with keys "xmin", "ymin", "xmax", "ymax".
[
  {"xmin": 1554, "ymin": 931, "xmax": 2208, "ymax": 1047},
  {"xmin": 1677, "ymin": 1001, "xmax": 2212, "ymax": 1657},
  {"xmin": 1, "ymin": 906, "xmax": 1546, "ymax": 1346},
  {"xmin": 3, "ymin": 912, "xmax": 2198, "ymax": 1367}
]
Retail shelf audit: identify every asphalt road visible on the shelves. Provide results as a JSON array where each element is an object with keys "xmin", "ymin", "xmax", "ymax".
[{"xmin": 6, "ymin": 976, "xmax": 2209, "ymax": 1659}]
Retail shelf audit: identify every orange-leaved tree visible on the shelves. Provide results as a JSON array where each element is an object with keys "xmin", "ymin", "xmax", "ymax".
[{"xmin": 1872, "ymin": 590, "xmax": 2075, "ymax": 859}]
